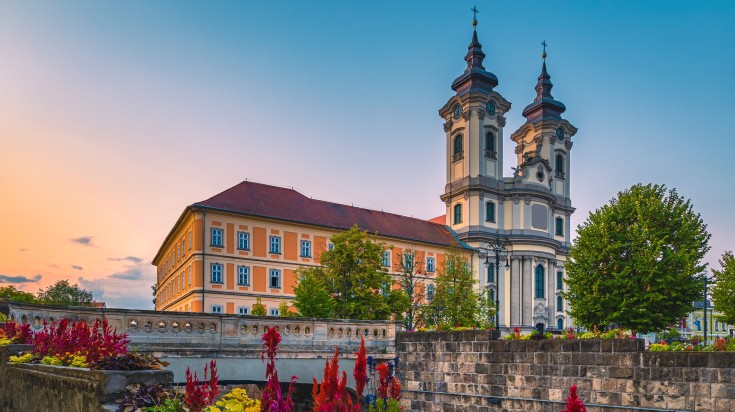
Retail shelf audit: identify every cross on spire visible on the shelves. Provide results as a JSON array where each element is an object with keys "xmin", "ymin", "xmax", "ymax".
[
  {"xmin": 471, "ymin": 5, "xmax": 479, "ymax": 29},
  {"xmin": 541, "ymin": 40, "xmax": 548, "ymax": 60}
]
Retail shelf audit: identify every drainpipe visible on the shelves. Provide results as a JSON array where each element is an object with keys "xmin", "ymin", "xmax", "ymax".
[{"xmin": 201, "ymin": 208, "xmax": 207, "ymax": 313}]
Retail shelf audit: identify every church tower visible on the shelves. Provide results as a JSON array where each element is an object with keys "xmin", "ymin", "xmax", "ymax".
[{"xmin": 439, "ymin": 14, "xmax": 578, "ymax": 333}]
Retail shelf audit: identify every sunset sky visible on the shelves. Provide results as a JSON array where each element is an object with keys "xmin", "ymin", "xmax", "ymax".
[{"xmin": 1, "ymin": 1, "xmax": 733, "ymax": 309}]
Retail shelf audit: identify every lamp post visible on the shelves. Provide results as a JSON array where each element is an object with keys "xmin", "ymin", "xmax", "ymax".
[
  {"xmin": 703, "ymin": 273, "xmax": 708, "ymax": 345},
  {"xmin": 484, "ymin": 238, "xmax": 510, "ymax": 331}
]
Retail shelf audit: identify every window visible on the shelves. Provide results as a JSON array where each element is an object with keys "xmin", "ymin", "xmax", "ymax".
[
  {"xmin": 555, "ymin": 154, "xmax": 565, "ymax": 178},
  {"xmin": 452, "ymin": 134, "xmax": 463, "ymax": 161},
  {"xmin": 381, "ymin": 281, "xmax": 390, "ymax": 296},
  {"xmin": 181, "ymin": 240, "xmax": 186, "ymax": 257},
  {"xmin": 426, "ymin": 284, "xmax": 435, "ymax": 302},
  {"xmin": 485, "ymin": 131, "xmax": 496, "ymax": 157},
  {"xmin": 557, "ymin": 318, "xmax": 564, "ymax": 330},
  {"xmin": 301, "ymin": 240, "xmax": 312, "ymax": 257},
  {"xmin": 555, "ymin": 217, "xmax": 564, "ymax": 236},
  {"xmin": 269, "ymin": 236, "xmax": 281, "ymax": 254},
  {"xmin": 211, "ymin": 305, "xmax": 223, "ymax": 314},
  {"xmin": 403, "ymin": 253, "xmax": 414, "ymax": 270},
  {"xmin": 535, "ymin": 264, "xmax": 545, "ymax": 298},
  {"xmin": 488, "ymin": 288, "xmax": 494, "ymax": 302},
  {"xmin": 328, "ymin": 243, "xmax": 335, "ymax": 251},
  {"xmin": 188, "ymin": 266, "xmax": 192, "ymax": 286},
  {"xmin": 269, "ymin": 269, "xmax": 281, "ymax": 288},
  {"xmin": 238, "ymin": 232, "xmax": 250, "ymax": 250},
  {"xmin": 486, "ymin": 201, "xmax": 496, "ymax": 223},
  {"xmin": 557, "ymin": 271, "xmax": 563, "ymax": 290},
  {"xmin": 487, "ymin": 263, "xmax": 495, "ymax": 283},
  {"xmin": 557, "ymin": 295, "xmax": 563, "ymax": 310},
  {"xmin": 211, "ymin": 263, "xmax": 223, "ymax": 284},
  {"xmin": 269, "ymin": 308, "xmax": 280, "ymax": 316},
  {"xmin": 382, "ymin": 251, "xmax": 391, "ymax": 267},
  {"xmin": 188, "ymin": 231, "xmax": 192, "ymax": 250},
  {"xmin": 238, "ymin": 307, "xmax": 249, "ymax": 315},
  {"xmin": 211, "ymin": 228, "xmax": 223, "ymax": 247},
  {"xmin": 453, "ymin": 203, "xmax": 463, "ymax": 225},
  {"xmin": 238, "ymin": 266, "xmax": 250, "ymax": 286},
  {"xmin": 427, "ymin": 257, "xmax": 435, "ymax": 273},
  {"xmin": 176, "ymin": 245, "xmax": 179, "ymax": 261}
]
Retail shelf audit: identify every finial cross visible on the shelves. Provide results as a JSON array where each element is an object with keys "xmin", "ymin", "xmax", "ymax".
[
  {"xmin": 471, "ymin": 5, "xmax": 479, "ymax": 21},
  {"xmin": 541, "ymin": 40, "xmax": 548, "ymax": 54}
]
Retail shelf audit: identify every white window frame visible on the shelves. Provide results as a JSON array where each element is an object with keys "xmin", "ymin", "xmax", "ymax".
[
  {"xmin": 211, "ymin": 263, "xmax": 223, "ymax": 284},
  {"xmin": 188, "ymin": 231, "xmax": 192, "ymax": 250},
  {"xmin": 427, "ymin": 257, "xmax": 435, "ymax": 273},
  {"xmin": 269, "ymin": 236, "xmax": 281, "ymax": 254},
  {"xmin": 237, "ymin": 265, "xmax": 250, "ymax": 286},
  {"xmin": 427, "ymin": 284, "xmax": 435, "ymax": 302},
  {"xmin": 238, "ymin": 307, "xmax": 249, "ymax": 315},
  {"xmin": 237, "ymin": 232, "xmax": 250, "ymax": 250},
  {"xmin": 269, "ymin": 268, "xmax": 281, "ymax": 288},
  {"xmin": 301, "ymin": 240, "xmax": 312, "ymax": 257},
  {"xmin": 269, "ymin": 308, "xmax": 280, "ymax": 317},
  {"xmin": 211, "ymin": 228, "xmax": 223, "ymax": 247},
  {"xmin": 211, "ymin": 305, "xmax": 223, "ymax": 314},
  {"xmin": 382, "ymin": 251, "xmax": 391, "ymax": 267}
]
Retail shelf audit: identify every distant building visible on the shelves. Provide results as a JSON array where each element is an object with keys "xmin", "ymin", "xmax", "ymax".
[
  {"xmin": 153, "ymin": 18, "xmax": 578, "ymax": 332},
  {"xmin": 678, "ymin": 300, "xmax": 735, "ymax": 340}
]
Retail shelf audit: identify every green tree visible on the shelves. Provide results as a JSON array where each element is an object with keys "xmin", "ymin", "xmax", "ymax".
[
  {"xmin": 292, "ymin": 270, "xmax": 336, "ymax": 318},
  {"xmin": 251, "ymin": 297, "xmax": 267, "ymax": 316},
  {"xmin": 393, "ymin": 249, "xmax": 426, "ymax": 330},
  {"xmin": 308, "ymin": 225, "xmax": 408, "ymax": 320},
  {"xmin": 423, "ymin": 244, "xmax": 491, "ymax": 328},
  {"xmin": 0, "ymin": 285, "xmax": 38, "ymax": 303},
  {"xmin": 711, "ymin": 251, "xmax": 735, "ymax": 325},
  {"xmin": 37, "ymin": 280, "xmax": 94, "ymax": 306},
  {"xmin": 278, "ymin": 299, "xmax": 298, "ymax": 317},
  {"xmin": 564, "ymin": 183, "xmax": 711, "ymax": 333}
]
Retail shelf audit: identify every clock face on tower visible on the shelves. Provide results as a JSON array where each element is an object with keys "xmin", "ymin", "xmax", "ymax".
[
  {"xmin": 486, "ymin": 101, "xmax": 496, "ymax": 115},
  {"xmin": 556, "ymin": 128, "xmax": 564, "ymax": 140},
  {"xmin": 453, "ymin": 104, "xmax": 463, "ymax": 120}
]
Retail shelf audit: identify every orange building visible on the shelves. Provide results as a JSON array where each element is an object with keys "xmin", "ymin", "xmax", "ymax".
[{"xmin": 152, "ymin": 181, "xmax": 456, "ymax": 315}]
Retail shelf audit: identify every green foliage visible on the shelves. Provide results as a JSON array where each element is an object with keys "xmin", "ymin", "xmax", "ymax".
[
  {"xmin": 37, "ymin": 280, "xmax": 94, "ymax": 306},
  {"xmin": 393, "ymin": 249, "xmax": 425, "ymax": 330},
  {"xmin": 277, "ymin": 300, "xmax": 298, "ymax": 317},
  {"xmin": 0, "ymin": 285, "xmax": 38, "ymax": 303},
  {"xmin": 143, "ymin": 397, "xmax": 186, "ymax": 412},
  {"xmin": 422, "ymin": 244, "xmax": 492, "ymax": 328},
  {"xmin": 309, "ymin": 225, "xmax": 408, "ymax": 320},
  {"xmin": 292, "ymin": 269, "xmax": 336, "ymax": 318},
  {"xmin": 368, "ymin": 398, "xmax": 402, "ymax": 412},
  {"xmin": 564, "ymin": 183, "xmax": 710, "ymax": 334},
  {"xmin": 209, "ymin": 388, "xmax": 260, "ymax": 411},
  {"xmin": 0, "ymin": 313, "xmax": 6, "ymax": 322},
  {"xmin": 9, "ymin": 353, "xmax": 33, "ymax": 364},
  {"xmin": 251, "ymin": 297, "xmax": 267, "ymax": 317},
  {"xmin": 659, "ymin": 327, "xmax": 681, "ymax": 340},
  {"xmin": 711, "ymin": 251, "xmax": 735, "ymax": 325}
]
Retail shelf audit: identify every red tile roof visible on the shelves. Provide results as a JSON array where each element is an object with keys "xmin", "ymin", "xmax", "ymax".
[
  {"xmin": 428, "ymin": 215, "xmax": 446, "ymax": 224},
  {"xmin": 192, "ymin": 181, "xmax": 456, "ymax": 247}
]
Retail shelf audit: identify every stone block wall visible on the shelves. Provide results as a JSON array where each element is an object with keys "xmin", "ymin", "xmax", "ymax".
[
  {"xmin": 0, "ymin": 345, "xmax": 173, "ymax": 412},
  {"xmin": 397, "ymin": 331, "xmax": 735, "ymax": 412}
]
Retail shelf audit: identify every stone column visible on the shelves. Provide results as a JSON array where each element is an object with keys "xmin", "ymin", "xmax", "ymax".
[
  {"xmin": 510, "ymin": 257, "xmax": 521, "ymax": 326},
  {"xmin": 522, "ymin": 256, "xmax": 532, "ymax": 327}
]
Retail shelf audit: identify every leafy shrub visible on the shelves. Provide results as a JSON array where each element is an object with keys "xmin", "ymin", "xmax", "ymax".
[
  {"xmin": 32, "ymin": 318, "xmax": 129, "ymax": 363},
  {"xmin": 713, "ymin": 338, "xmax": 728, "ymax": 351},
  {"xmin": 0, "ymin": 321, "xmax": 33, "ymax": 344},
  {"xmin": 144, "ymin": 397, "xmax": 185, "ymax": 412},
  {"xmin": 251, "ymin": 297, "xmax": 267, "ymax": 316},
  {"xmin": 369, "ymin": 398, "xmax": 402, "ymax": 412},
  {"xmin": 9, "ymin": 352, "xmax": 33, "ymax": 364},
  {"xmin": 116, "ymin": 383, "xmax": 181, "ymax": 412},
  {"xmin": 209, "ymin": 388, "xmax": 260, "ymax": 412},
  {"xmin": 41, "ymin": 352, "xmax": 88, "ymax": 368},
  {"xmin": 184, "ymin": 359, "xmax": 219, "ymax": 412},
  {"xmin": 90, "ymin": 352, "xmax": 169, "ymax": 370}
]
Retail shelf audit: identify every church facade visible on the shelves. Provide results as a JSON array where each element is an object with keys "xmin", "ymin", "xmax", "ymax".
[{"xmin": 153, "ymin": 21, "xmax": 577, "ymax": 333}]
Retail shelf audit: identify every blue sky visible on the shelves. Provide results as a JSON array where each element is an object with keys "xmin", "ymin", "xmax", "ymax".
[{"xmin": 0, "ymin": 1, "xmax": 733, "ymax": 308}]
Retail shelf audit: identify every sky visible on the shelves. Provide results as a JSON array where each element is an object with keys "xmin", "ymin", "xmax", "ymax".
[{"xmin": 1, "ymin": 1, "xmax": 733, "ymax": 309}]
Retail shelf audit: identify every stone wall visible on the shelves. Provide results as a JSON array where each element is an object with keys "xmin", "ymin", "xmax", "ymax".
[
  {"xmin": 397, "ymin": 331, "xmax": 735, "ymax": 412},
  {"xmin": 0, "ymin": 345, "xmax": 173, "ymax": 412}
]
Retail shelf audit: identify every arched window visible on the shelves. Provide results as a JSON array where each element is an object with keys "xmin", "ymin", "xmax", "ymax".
[
  {"xmin": 453, "ymin": 203, "xmax": 463, "ymax": 225},
  {"xmin": 535, "ymin": 265, "xmax": 545, "ymax": 298},
  {"xmin": 555, "ymin": 154, "xmax": 565, "ymax": 178},
  {"xmin": 557, "ymin": 295, "xmax": 563, "ymax": 310},
  {"xmin": 453, "ymin": 135, "xmax": 463, "ymax": 161},
  {"xmin": 555, "ymin": 217, "xmax": 564, "ymax": 236},
  {"xmin": 485, "ymin": 132, "xmax": 495, "ymax": 157},
  {"xmin": 486, "ymin": 201, "xmax": 496, "ymax": 223},
  {"xmin": 557, "ymin": 318, "xmax": 564, "ymax": 330}
]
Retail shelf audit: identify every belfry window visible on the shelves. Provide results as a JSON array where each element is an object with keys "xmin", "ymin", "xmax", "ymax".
[
  {"xmin": 555, "ymin": 154, "xmax": 565, "ymax": 178},
  {"xmin": 557, "ymin": 318, "xmax": 564, "ymax": 330},
  {"xmin": 485, "ymin": 132, "xmax": 496, "ymax": 158},
  {"xmin": 535, "ymin": 264, "xmax": 545, "ymax": 298},
  {"xmin": 453, "ymin": 203, "xmax": 463, "ymax": 225},
  {"xmin": 486, "ymin": 201, "xmax": 496, "ymax": 223},
  {"xmin": 555, "ymin": 217, "xmax": 564, "ymax": 236},
  {"xmin": 453, "ymin": 135, "xmax": 463, "ymax": 161}
]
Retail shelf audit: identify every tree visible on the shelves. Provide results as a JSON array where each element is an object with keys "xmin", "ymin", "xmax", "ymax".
[
  {"xmin": 251, "ymin": 297, "xmax": 267, "ymax": 316},
  {"xmin": 423, "ymin": 244, "xmax": 491, "ymax": 328},
  {"xmin": 0, "ymin": 285, "xmax": 38, "ymax": 303},
  {"xmin": 37, "ymin": 280, "xmax": 94, "ymax": 306},
  {"xmin": 564, "ymin": 183, "xmax": 711, "ymax": 333},
  {"xmin": 307, "ymin": 225, "xmax": 408, "ymax": 320},
  {"xmin": 292, "ymin": 270, "xmax": 336, "ymax": 318},
  {"xmin": 711, "ymin": 251, "xmax": 735, "ymax": 325},
  {"xmin": 278, "ymin": 300, "xmax": 298, "ymax": 318},
  {"xmin": 394, "ymin": 249, "xmax": 426, "ymax": 330}
]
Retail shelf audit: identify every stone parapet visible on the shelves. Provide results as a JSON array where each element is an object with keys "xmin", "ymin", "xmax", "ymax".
[{"xmin": 397, "ymin": 331, "xmax": 735, "ymax": 412}]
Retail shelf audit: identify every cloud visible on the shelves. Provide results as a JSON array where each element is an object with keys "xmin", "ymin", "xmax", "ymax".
[
  {"xmin": 71, "ymin": 265, "xmax": 83, "ymax": 271},
  {"xmin": 107, "ymin": 256, "xmax": 144, "ymax": 264},
  {"xmin": 77, "ymin": 261, "xmax": 156, "ymax": 309},
  {"xmin": 71, "ymin": 236, "xmax": 94, "ymax": 246},
  {"xmin": 18, "ymin": 248, "xmax": 29, "ymax": 252},
  {"xmin": 0, "ymin": 274, "xmax": 42, "ymax": 284}
]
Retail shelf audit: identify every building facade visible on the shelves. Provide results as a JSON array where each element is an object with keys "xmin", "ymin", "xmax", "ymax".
[{"xmin": 153, "ymin": 19, "xmax": 578, "ymax": 333}]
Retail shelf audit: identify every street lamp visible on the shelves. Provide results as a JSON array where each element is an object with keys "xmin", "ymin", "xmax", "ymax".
[{"xmin": 484, "ymin": 237, "xmax": 510, "ymax": 331}]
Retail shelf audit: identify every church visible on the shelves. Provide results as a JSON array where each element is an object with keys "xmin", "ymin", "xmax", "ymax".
[{"xmin": 152, "ymin": 16, "xmax": 577, "ymax": 334}]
